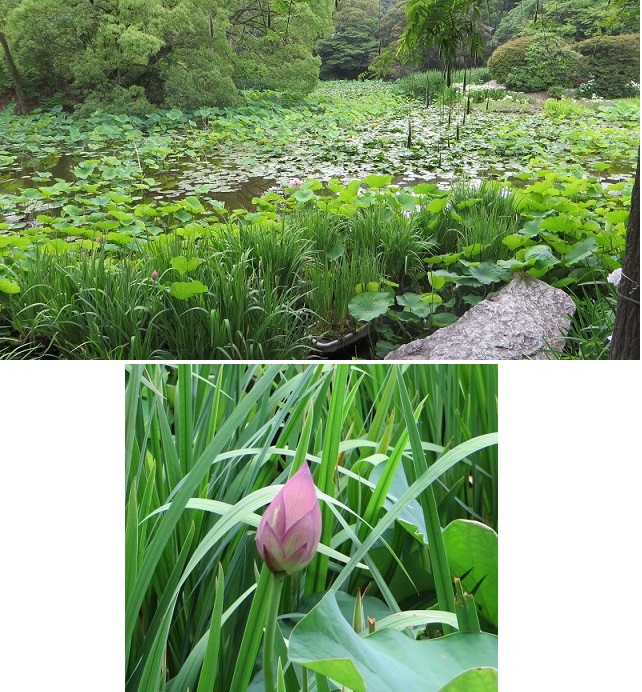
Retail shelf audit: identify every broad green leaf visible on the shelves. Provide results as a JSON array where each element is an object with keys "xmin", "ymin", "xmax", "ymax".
[
  {"xmin": 502, "ymin": 234, "xmax": 525, "ymax": 251},
  {"xmin": 174, "ymin": 209, "xmax": 193, "ymax": 223},
  {"xmin": 183, "ymin": 196, "xmax": 205, "ymax": 212},
  {"xmin": 349, "ymin": 292, "xmax": 394, "ymax": 322},
  {"xmin": 44, "ymin": 238, "xmax": 74, "ymax": 254},
  {"xmin": 397, "ymin": 292, "xmax": 433, "ymax": 318},
  {"xmin": 426, "ymin": 197, "xmax": 450, "ymax": 213},
  {"xmin": 432, "ymin": 312, "xmax": 458, "ymax": 327},
  {"xmin": 171, "ymin": 256, "xmax": 205, "ymax": 274},
  {"xmin": 420, "ymin": 292, "xmax": 443, "ymax": 305},
  {"xmin": 169, "ymin": 280, "xmax": 208, "ymax": 300},
  {"xmin": 462, "ymin": 243, "xmax": 484, "ymax": 258},
  {"xmin": 413, "ymin": 182, "xmax": 439, "ymax": 195},
  {"xmin": 373, "ymin": 609, "xmax": 458, "ymax": 633},
  {"xmin": 355, "ymin": 281, "xmax": 381, "ymax": 294},
  {"xmin": 468, "ymin": 263, "xmax": 509, "ymax": 285},
  {"xmin": 428, "ymin": 269, "xmax": 460, "ymax": 283},
  {"xmin": 604, "ymin": 209, "xmax": 629, "ymax": 224},
  {"xmin": 539, "ymin": 214, "xmax": 580, "ymax": 234},
  {"xmin": 397, "ymin": 192, "xmax": 420, "ymax": 212},
  {"xmin": 443, "ymin": 520, "xmax": 498, "ymax": 628},
  {"xmin": 105, "ymin": 231, "xmax": 134, "ymax": 246},
  {"xmin": 293, "ymin": 188, "xmax": 315, "ymax": 203},
  {"xmin": 523, "ymin": 245, "xmax": 558, "ymax": 269},
  {"xmin": 519, "ymin": 219, "xmax": 542, "ymax": 237},
  {"xmin": 563, "ymin": 237, "xmax": 597, "ymax": 265},
  {"xmin": 0, "ymin": 278, "xmax": 21, "ymax": 294},
  {"xmin": 21, "ymin": 187, "xmax": 42, "ymax": 200},
  {"xmin": 437, "ymin": 667, "xmax": 498, "ymax": 692},
  {"xmin": 427, "ymin": 272, "xmax": 446, "ymax": 289},
  {"xmin": 289, "ymin": 592, "xmax": 498, "ymax": 692},
  {"xmin": 326, "ymin": 241, "xmax": 345, "ymax": 260},
  {"xmin": 362, "ymin": 174, "xmax": 393, "ymax": 188}
]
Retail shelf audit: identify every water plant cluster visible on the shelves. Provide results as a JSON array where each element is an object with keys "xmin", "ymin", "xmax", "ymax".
[
  {"xmin": 125, "ymin": 363, "xmax": 499, "ymax": 691},
  {"xmin": 0, "ymin": 82, "xmax": 637, "ymax": 358}
]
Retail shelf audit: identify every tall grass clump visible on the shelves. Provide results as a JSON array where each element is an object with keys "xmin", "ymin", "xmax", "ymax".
[
  {"xmin": 554, "ymin": 284, "xmax": 618, "ymax": 360},
  {"xmin": 125, "ymin": 363, "xmax": 498, "ymax": 692},
  {"xmin": 396, "ymin": 68, "xmax": 489, "ymax": 103},
  {"xmin": 6, "ymin": 244, "xmax": 311, "ymax": 359},
  {"xmin": 420, "ymin": 180, "xmax": 524, "ymax": 260},
  {"xmin": 542, "ymin": 97, "xmax": 593, "ymax": 120}
]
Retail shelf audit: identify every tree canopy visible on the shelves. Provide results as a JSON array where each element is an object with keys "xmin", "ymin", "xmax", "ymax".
[
  {"xmin": 398, "ymin": 0, "xmax": 487, "ymax": 80},
  {"xmin": 316, "ymin": 0, "xmax": 380, "ymax": 80},
  {"xmin": 0, "ymin": 0, "xmax": 334, "ymax": 112}
]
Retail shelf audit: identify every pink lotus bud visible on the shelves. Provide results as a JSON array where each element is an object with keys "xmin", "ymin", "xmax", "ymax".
[
  {"xmin": 290, "ymin": 178, "xmax": 303, "ymax": 187},
  {"xmin": 151, "ymin": 269, "xmax": 159, "ymax": 280},
  {"xmin": 256, "ymin": 462, "xmax": 322, "ymax": 575}
]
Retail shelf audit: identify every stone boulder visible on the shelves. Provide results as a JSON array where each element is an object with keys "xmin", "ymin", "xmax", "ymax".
[{"xmin": 385, "ymin": 276, "xmax": 576, "ymax": 360}]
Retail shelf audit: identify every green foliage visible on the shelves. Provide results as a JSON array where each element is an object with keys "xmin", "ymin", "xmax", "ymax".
[
  {"xmin": 423, "ymin": 180, "xmax": 524, "ymax": 261},
  {"xmin": 492, "ymin": 0, "xmax": 537, "ymax": 46},
  {"xmin": 163, "ymin": 50, "xmax": 239, "ymax": 109},
  {"xmin": 75, "ymin": 85, "xmax": 156, "ymax": 118},
  {"xmin": 546, "ymin": 84, "xmax": 565, "ymax": 99},
  {"xmin": 556, "ymin": 282, "xmax": 618, "ymax": 359},
  {"xmin": 400, "ymin": 0, "xmax": 487, "ymax": 79},
  {"xmin": 395, "ymin": 67, "xmax": 489, "ymax": 102},
  {"xmin": 574, "ymin": 33, "xmax": 640, "ymax": 99},
  {"xmin": 318, "ymin": 25, "xmax": 379, "ymax": 80},
  {"xmin": 493, "ymin": 0, "xmax": 639, "ymax": 47},
  {"xmin": 486, "ymin": 34, "xmax": 532, "ymax": 85},
  {"xmin": 1, "ymin": 0, "xmax": 334, "ymax": 111},
  {"xmin": 317, "ymin": 0, "xmax": 379, "ymax": 80},
  {"xmin": 542, "ymin": 96, "xmax": 590, "ymax": 117},
  {"xmin": 488, "ymin": 33, "xmax": 583, "ymax": 91},
  {"xmin": 125, "ymin": 363, "xmax": 498, "ymax": 690},
  {"xmin": 289, "ymin": 592, "xmax": 497, "ymax": 691}
]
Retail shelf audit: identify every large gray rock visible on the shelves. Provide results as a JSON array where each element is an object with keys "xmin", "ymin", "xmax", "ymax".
[{"xmin": 385, "ymin": 276, "xmax": 576, "ymax": 360}]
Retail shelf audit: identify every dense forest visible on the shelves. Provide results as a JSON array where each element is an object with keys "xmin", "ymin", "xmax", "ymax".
[
  {"xmin": 0, "ymin": 0, "xmax": 335, "ymax": 113},
  {"xmin": 1, "ymin": 0, "xmax": 638, "ymax": 112}
]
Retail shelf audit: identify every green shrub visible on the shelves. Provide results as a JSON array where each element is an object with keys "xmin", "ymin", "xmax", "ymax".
[
  {"xmin": 547, "ymin": 85, "xmax": 566, "ymax": 100},
  {"xmin": 163, "ymin": 50, "xmax": 240, "ymax": 109},
  {"xmin": 542, "ymin": 96, "xmax": 592, "ymax": 118},
  {"xmin": 488, "ymin": 33, "xmax": 583, "ymax": 91},
  {"xmin": 487, "ymin": 36, "xmax": 533, "ymax": 87},
  {"xmin": 74, "ymin": 85, "xmax": 156, "ymax": 117},
  {"xmin": 574, "ymin": 34, "xmax": 640, "ymax": 99}
]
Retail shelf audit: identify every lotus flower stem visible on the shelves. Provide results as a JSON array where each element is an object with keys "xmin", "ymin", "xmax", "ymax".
[{"xmin": 263, "ymin": 572, "xmax": 285, "ymax": 692}]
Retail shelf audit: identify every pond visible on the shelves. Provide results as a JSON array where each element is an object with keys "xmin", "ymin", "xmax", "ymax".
[{"xmin": 1, "ymin": 85, "xmax": 637, "ymax": 227}]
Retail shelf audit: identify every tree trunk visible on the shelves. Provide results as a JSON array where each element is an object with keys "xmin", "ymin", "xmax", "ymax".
[
  {"xmin": 0, "ymin": 31, "xmax": 28, "ymax": 115},
  {"xmin": 610, "ymin": 151, "xmax": 640, "ymax": 359}
]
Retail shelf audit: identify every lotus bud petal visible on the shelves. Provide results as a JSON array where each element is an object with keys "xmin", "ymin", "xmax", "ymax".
[
  {"xmin": 256, "ymin": 462, "xmax": 321, "ymax": 575},
  {"xmin": 151, "ymin": 269, "xmax": 159, "ymax": 280}
]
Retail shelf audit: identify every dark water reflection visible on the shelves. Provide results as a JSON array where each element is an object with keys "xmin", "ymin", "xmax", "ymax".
[{"xmin": 1, "ymin": 151, "xmax": 634, "ymax": 216}]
